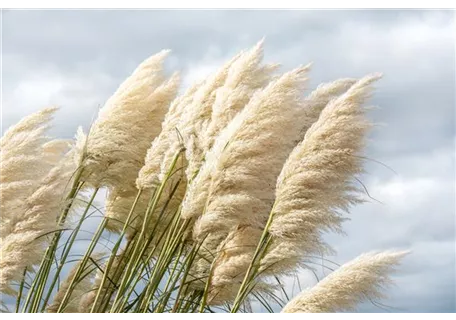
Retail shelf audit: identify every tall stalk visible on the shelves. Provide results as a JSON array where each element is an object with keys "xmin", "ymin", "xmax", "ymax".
[
  {"xmin": 109, "ymin": 148, "xmax": 185, "ymax": 312},
  {"xmin": 89, "ymin": 189, "xmax": 143, "ymax": 312},
  {"xmin": 40, "ymin": 188, "xmax": 99, "ymax": 311},
  {"xmin": 21, "ymin": 167, "xmax": 85, "ymax": 312},
  {"xmin": 230, "ymin": 206, "xmax": 276, "ymax": 313},
  {"xmin": 56, "ymin": 217, "xmax": 108, "ymax": 312},
  {"xmin": 15, "ymin": 268, "xmax": 27, "ymax": 313}
]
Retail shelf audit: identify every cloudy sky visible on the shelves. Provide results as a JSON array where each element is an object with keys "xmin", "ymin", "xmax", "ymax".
[{"xmin": 2, "ymin": 9, "xmax": 455, "ymax": 312}]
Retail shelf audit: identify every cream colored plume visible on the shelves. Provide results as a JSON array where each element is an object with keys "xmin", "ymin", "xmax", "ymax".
[
  {"xmin": 46, "ymin": 255, "xmax": 101, "ymax": 313},
  {"xmin": 202, "ymin": 39, "xmax": 279, "ymax": 153},
  {"xmin": 160, "ymin": 52, "xmax": 242, "ymax": 184},
  {"xmin": 191, "ymin": 66, "xmax": 311, "ymax": 240},
  {"xmin": 181, "ymin": 41, "xmax": 276, "ymax": 220},
  {"xmin": 187, "ymin": 74, "xmax": 362, "ymax": 304},
  {"xmin": 184, "ymin": 66, "xmax": 310, "ymax": 294},
  {"xmin": 281, "ymin": 251, "xmax": 408, "ymax": 313},
  {"xmin": 0, "ymin": 142, "xmax": 80, "ymax": 294},
  {"xmin": 206, "ymin": 76, "xmax": 376, "ymax": 302},
  {"xmin": 147, "ymin": 51, "xmax": 246, "ymax": 242},
  {"xmin": 261, "ymin": 74, "xmax": 381, "ymax": 276},
  {"xmin": 0, "ymin": 107, "xmax": 65, "ymax": 239},
  {"xmin": 296, "ymin": 78, "xmax": 357, "ymax": 141},
  {"xmin": 1, "ymin": 107, "xmax": 56, "ymax": 144},
  {"xmin": 137, "ymin": 81, "xmax": 200, "ymax": 189},
  {"xmin": 84, "ymin": 52, "xmax": 179, "ymax": 234},
  {"xmin": 83, "ymin": 51, "xmax": 179, "ymax": 189},
  {"xmin": 182, "ymin": 78, "xmax": 355, "ymax": 226},
  {"xmin": 206, "ymin": 226, "xmax": 263, "ymax": 304},
  {"xmin": 0, "ymin": 141, "xmax": 70, "ymax": 239}
]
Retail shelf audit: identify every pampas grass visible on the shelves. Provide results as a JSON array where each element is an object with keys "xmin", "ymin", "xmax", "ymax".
[
  {"xmin": 0, "ymin": 42, "xmax": 408, "ymax": 314},
  {"xmin": 281, "ymin": 251, "xmax": 408, "ymax": 313},
  {"xmin": 0, "ymin": 107, "xmax": 63, "ymax": 239},
  {"xmin": 0, "ymin": 138, "xmax": 79, "ymax": 294},
  {"xmin": 262, "ymin": 75, "xmax": 381, "ymax": 276},
  {"xmin": 83, "ymin": 51, "xmax": 179, "ymax": 189},
  {"xmin": 188, "ymin": 66, "xmax": 310, "ymax": 299}
]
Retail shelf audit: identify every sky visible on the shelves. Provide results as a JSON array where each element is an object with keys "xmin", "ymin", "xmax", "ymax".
[{"xmin": 1, "ymin": 9, "xmax": 455, "ymax": 312}]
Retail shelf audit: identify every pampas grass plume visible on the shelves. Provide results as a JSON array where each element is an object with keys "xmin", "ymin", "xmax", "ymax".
[{"xmin": 281, "ymin": 251, "xmax": 408, "ymax": 313}]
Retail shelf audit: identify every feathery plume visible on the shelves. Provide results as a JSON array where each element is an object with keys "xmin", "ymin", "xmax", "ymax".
[
  {"xmin": 83, "ymin": 51, "xmax": 179, "ymax": 189},
  {"xmin": 261, "ymin": 74, "xmax": 382, "ymax": 276},
  {"xmin": 0, "ymin": 139, "xmax": 70, "ymax": 239},
  {"xmin": 138, "ymin": 52, "xmax": 249, "ymax": 242},
  {"xmin": 281, "ymin": 251, "xmax": 408, "ymax": 313},
  {"xmin": 73, "ymin": 126, "xmax": 88, "ymax": 168},
  {"xmin": 296, "ymin": 78, "xmax": 357, "ymax": 141},
  {"xmin": 184, "ymin": 66, "xmax": 310, "ymax": 293},
  {"xmin": 41, "ymin": 139, "xmax": 72, "ymax": 163},
  {"xmin": 0, "ymin": 107, "xmax": 56, "ymax": 144},
  {"xmin": 0, "ymin": 107, "xmax": 62, "ymax": 239},
  {"xmin": 158, "ymin": 41, "xmax": 276, "ymax": 219},
  {"xmin": 137, "ymin": 81, "xmax": 200, "ymax": 189},
  {"xmin": 182, "ymin": 78, "xmax": 356, "ymax": 229},
  {"xmin": 206, "ymin": 76, "xmax": 376, "ymax": 302},
  {"xmin": 181, "ymin": 41, "xmax": 276, "ymax": 224},
  {"xmin": 202, "ymin": 40, "xmax": 279, "ymax": 153},
  {"xmin": 0, "ymin": 141, "xmax": 80, "ymax": 294},
  {"xmin": 134, "ymin": 87, "xmax": 193, "ymax": 235},
  {"xmin": 84, "ymin": 52, "xmax": 180, "ymax": 231},
  {"xmin": 161, "ymin": 52, "xmax": 242, "ymax": 183},
  {"xmin": 192, "ymin": 66, "xmax": 311, "ymax": 239},
  {"xmin": 207, "ymin": 226, "xmax": 263, "ymax": 304}
]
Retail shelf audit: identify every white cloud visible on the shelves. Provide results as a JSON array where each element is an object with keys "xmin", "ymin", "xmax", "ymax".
[
  {"xmin": 2, "ymin": 67, "xmax": 118, "ymax": 137},
  {"xmin": 181, "ymin": 60, "xmax": 224, "ymax": 90}
]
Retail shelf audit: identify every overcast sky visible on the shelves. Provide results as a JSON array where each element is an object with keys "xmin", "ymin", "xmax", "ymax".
[{"xmin": 1, "ymin": 9, "xmax": 455, "ymax": 313}]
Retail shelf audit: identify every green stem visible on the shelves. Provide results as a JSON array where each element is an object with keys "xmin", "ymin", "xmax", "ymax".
[
  {"xmin": 109, "ymin": 191, "xmax": 156, "ymax": 311},
  {"xmin": 230, "ymin": 207, "xmax": 276, "ymax": 313},
  {"xmin": 56, "ymin": 217, "xmax": 107, "ymax": 312},
  {"xmin": 40, "ymin": 188, "xmax": 99, "ymax": 312},
  {"xmin": 136, "ymin": 210, "xmax": 186, "ymax": 313},
  {"xmin": 111, "ymin": 210, "xmax": 176, "ymax": 312},
  {"xmin": 97, "ymin": 237, "xmax": 137, "ymax": 312},
  {"xmin": 155, "ymin": 244, "xmax": 184, "ymax": 312},
  {"xmin": 24, "ymin": 170, "xmax": 85, "ymax": 312},
  {"xmin": 22, "ymin": 248, "xmax": 49, "ymax": 312},
  {"xmin": 171, "ymin": 243, "xmax": 200, "ymax": 313},
  {"xmin": 15, "ymin": 268, "xmax": 27, "ymax": 313},
  {"xmin": 110, "ymin": 149, "xmax": 185, "ymax": 312},
  {"xmin": 198, "ymin": 248, "xmax": 218, "ymax": 313},
  {"xmin": 89, "ymin": 189, "xmax": 143, "ymax": 312}
]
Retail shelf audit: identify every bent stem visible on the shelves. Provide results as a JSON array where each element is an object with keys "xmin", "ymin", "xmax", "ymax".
[
  {"xmin": 15, "ymin": 268, "xmax": 27, "ymax": 313},
  {"xmin": 89, "ymin": 189, "xmax": 143, "ymax": 312},
  {"xmin": 22, "ymin": 167, "xmax": 85, "ymax": 312},
  {"xmin": 40, "ymin": 188, "xmax": 99, "ymax": 311},
  {"xmin": 230, "ymin": 206, "xmax": 276, "ymax": 313},
  {"xmin": 110, "ymin": 148, "xmax": 185, "ymax": 312},
  {"xmin": 56, "ymin": 217, "xmax": 108, "ymax": 312}
]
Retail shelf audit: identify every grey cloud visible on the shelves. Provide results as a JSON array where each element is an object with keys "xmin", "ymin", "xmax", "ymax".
[{"xmin": 323, "ymin": 145, "xmax": 455, "ymax": 312}]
